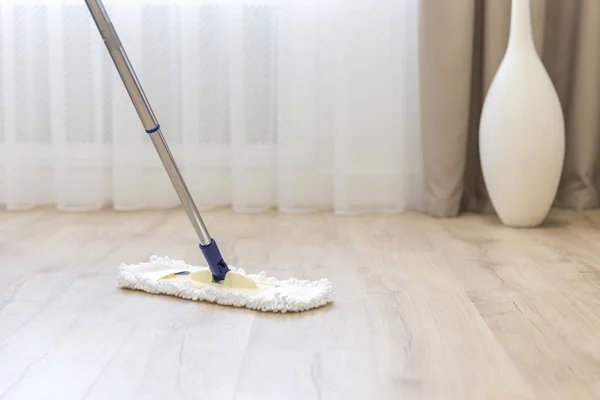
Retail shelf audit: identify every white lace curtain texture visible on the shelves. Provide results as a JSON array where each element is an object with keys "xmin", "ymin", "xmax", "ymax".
[{"xmin": 0, "ymin": 0, "xmax": 424, "ymax": 213}]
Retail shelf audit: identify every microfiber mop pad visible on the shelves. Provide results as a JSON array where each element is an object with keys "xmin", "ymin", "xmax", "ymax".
[{"xmin": 118, "ymin": 256, "xmax": 335, "ymax": 313}]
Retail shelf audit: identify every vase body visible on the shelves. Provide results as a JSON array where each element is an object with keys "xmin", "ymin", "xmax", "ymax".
[{"xmin": 479, "ymin": 0, "xmax": 565, "ymax": 227}]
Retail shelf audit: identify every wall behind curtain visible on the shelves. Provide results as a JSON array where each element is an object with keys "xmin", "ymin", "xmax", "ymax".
[{"xmin": 0, "ymin": 0, "xmax": 424, "ymax": 214}]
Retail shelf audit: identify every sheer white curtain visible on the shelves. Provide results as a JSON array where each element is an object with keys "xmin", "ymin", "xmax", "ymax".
[{"xmin": 0, "ymin": 0, "xmax": 424, "ymax": 213}]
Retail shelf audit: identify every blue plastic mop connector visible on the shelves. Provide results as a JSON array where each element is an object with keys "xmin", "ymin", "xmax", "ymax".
[{"xmin": 199, "ymin": 238, "xmax": 230, "ymax": 282}]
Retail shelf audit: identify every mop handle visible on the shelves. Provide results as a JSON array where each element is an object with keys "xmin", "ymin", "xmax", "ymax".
[{"xmin": 84, "ymin": 0, "xmax": 212, "ymax": 246}]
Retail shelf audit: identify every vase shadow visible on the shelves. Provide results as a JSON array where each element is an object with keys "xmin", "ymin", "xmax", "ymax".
[{"xmin": 484, "ymin": 212, "xmax": 570, "ymax": 229}]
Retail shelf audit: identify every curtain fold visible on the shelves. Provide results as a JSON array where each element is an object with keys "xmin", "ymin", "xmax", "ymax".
[
  {"xmin": 418, "ymin": 0, "xmax": 475, "ymax": 217},
  {"xmin": 0, "ymin": 0, "xmax": 425, "ymax": 214},
  {"xmin": 420, "ymin": 0, "xmax": 600, "ymax": 217}
]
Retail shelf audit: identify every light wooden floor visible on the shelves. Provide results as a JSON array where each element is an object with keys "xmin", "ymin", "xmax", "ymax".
[{"xmin": 1, "ymin": 207, "xmax": 600, "ymax": 399}]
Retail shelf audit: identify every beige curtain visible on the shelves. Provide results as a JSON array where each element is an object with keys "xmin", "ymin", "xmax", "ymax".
[{"xmin": 419, "ymin": 0, "xmax": 599, "ymax": 217}]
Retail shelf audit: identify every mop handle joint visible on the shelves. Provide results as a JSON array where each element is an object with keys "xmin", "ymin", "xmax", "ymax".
[{"xmin": 199, "ymin": 239, "xmax": 231, "ymax": 282}]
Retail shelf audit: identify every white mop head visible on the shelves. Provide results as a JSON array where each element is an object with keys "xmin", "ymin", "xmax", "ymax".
[{"xmin": 117, "ymin": 256, "xmax": 334, "ymax": 313}]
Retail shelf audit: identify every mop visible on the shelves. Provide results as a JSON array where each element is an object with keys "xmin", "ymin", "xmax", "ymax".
[{"xmin": 85, "ymin": 0, "xmax": 334, "ymax": 313}]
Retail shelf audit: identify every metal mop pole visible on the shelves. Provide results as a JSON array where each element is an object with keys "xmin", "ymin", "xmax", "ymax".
[{"xmin": 84, "ymin": 0, "xmax": 230, "ymax": 281}]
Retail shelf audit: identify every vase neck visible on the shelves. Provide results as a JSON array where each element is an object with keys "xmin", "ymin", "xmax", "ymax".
[{"xmin": 508, "ymin": 0, "xmax": 535, "ymax": 53}]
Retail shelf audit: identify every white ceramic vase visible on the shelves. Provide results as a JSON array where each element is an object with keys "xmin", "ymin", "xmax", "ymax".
[{"xmin": 479, "ymin": 0, "xmax": 565, "ymax": 227}]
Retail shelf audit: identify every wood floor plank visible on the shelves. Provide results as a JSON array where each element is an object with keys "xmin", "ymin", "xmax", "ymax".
[
  {"xmin": 1, "ymin": 208, "xmax": 599, "ymax": 399},
  {"xmin": 350, "ymin": 214, "xmax": 535, "ymax": 400},
  {"xmin": 234, "ymin": 211, "xmax": 380, "ymax": 399},
  {"xmin": 430, "ymin": 212, "xmax": 600, "ymax": 400}
]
